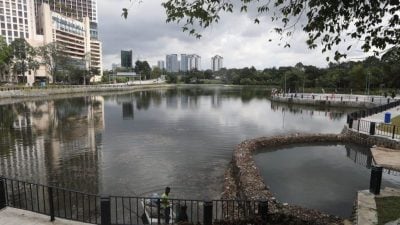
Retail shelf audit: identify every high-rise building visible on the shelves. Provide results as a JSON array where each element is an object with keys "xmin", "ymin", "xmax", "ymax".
[
  {"xmin": 211, "ymin": 55, "xmax": 223, "ymax": 71},
  {"xmin": 121, "ymin": 50, "xmax": 133, "ymax": 68},
  {"xmin": 188, "ymin": 54, "xmax": 201, "ymax": 71},
  {"xmin": 157, "ymin": 60, "xmax": 165, "ymax": 70},
  {"xmin": 36, "ymin": 4, "xmax": 102, "ymax": 79},
  {"xmin": 33, "ymin": 0, "xmax": 98, "ymax": 40},
  {"xmin": 1, "ymin": 0, "xmax": 103, "ymax": 83},
  {"xmin": 0, "ymin": 0, "xmax": 37, "ymax": 44},
  {"xmin": 166, "ymin": 54, "xmax": 179, "ymax": 73},
  {"xmin": 180, "ymin": 54, "xmax": 188, "ymax": 72}
]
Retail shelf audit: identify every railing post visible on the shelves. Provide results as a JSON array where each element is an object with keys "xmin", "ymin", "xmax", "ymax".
[
  {"xmin": 370, "ymin": 122, "xmax": 376, "ymax": 135},
  {"xmin": 0, "ymin": 177, "xmax": 6, "ymax": 210},
  {"xmin": 101, "ymin": 196, "xmax": 111, "ymax": 225},
  {"xmin": 258, "ymin": 200, "xmax": 268, "ymax": 223},
  {"xmin": 157, "ymin": 198, "xmax": 161, "ymax": 224},
  {"xmin": 48, "ymin": 187, "xmax": 55, "ymax": 221},
  {"xmin": 392, "ymin": 125, "xmax": 396, "ymax": 139},
  {"xmin": 369, "ymin": 166, "xmax": 383, "ymax": 195},
  {"xmin": 203, "ymin": 200, "xmax": 213, "ymax": 225}
]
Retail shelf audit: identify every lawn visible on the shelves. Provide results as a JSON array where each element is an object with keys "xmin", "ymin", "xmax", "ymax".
[
  {"xmin": 376, "ymin": 196, "xmax": 400, "ymax": 225},
  {"xmin": 377, "ymin": 115, "xmax": 400, "ymax": 135}
]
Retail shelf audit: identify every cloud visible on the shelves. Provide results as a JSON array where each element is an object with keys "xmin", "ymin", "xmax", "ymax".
[{"xmin": 98, "ymin": 0, "xmax": 369, "ymax": 70}]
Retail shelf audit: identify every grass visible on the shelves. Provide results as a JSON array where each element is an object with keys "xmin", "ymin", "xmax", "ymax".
[
  {"xmin": 377, "ymin": 115, "xmax": 400, "ymax": 135},
  {"xmin": 376, "ymin": 196, "xmax": 400, "ymax": 225}
]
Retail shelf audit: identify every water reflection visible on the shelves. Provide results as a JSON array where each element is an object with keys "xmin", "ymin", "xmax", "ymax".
[
  {"xmin": 0, "ymin": 86, "xmax": 351, "ymax": 199},
  {"xmin": 254, "ymin": 144, "xmax": 400, "ymax": 218},
  {"xmin": 0, "ymin": 97, "xmax": 104, "ymax": 194}
]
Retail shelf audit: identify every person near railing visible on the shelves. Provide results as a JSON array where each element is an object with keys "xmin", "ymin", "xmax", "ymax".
[{"xmin": 161, "ymin": 186, "xmax": 171, "ymax": 224}]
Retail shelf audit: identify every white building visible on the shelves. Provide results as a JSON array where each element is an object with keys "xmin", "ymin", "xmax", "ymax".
[
  {"xmin": 157, "ymin": 60, "xmax": 165, "ymax": 70},
  {"xmin": 188, "ymin": 54, "xmax": 201, "ymax": 71},
  {"xmin": 166, "ymin": 54, "xmax": 179, "ymax": 73},
  {"xmin": 211, "ymin": 55, "xmax": 223, "ymax": 71},
  {"xmin": 0, "ymin": 0, "xmax": 37, "ymax": 44},
  {"xmin": 180, "ymin": 54, "xmax": 188, "ymax": 72},
  {"xmin": 0, "ymin": 0, "xmax": 102, "ymax": 84}
]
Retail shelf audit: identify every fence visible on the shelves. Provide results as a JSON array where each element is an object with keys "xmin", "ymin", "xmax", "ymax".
[
  {"xmin": 0, "ymin": 176, "xmax": 267, "ymax": 225},
  {"xmin": 347, "ymin": 100, "xmax": 400, "ymax": 139},
  {"xmin": 276, "ymin": 93, "xmax": 395, "ymax": 104}
]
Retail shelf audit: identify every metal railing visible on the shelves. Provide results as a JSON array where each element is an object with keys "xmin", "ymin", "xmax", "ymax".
[
  {"xmin": 0, "ymin": 176, "xmax": 267, "ymax": 225},
  {"xmin": 275, "ymin": 93, "xmax": 395, "ymax": 104},
  {"xmin": 347, "ymin": 100, "xmax": 400, "ymax": 139}
]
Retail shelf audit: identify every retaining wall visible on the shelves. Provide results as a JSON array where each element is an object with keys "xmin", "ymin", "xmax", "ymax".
[
  {"xmin": 271, "ymin": 96, "xmax": 380, "ymax": 108},
  {"xmin": 0, "ymin": 84, "xmax": 173, "ymax": 99}
]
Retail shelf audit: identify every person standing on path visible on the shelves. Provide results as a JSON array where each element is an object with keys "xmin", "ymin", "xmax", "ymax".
[{"xmin": 161, "ymin": 187, "xmax": 171, "ymax": 224}]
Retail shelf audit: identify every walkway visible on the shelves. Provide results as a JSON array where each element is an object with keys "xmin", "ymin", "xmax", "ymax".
[
  {"xmin": 0, "ymin": 207, "xmax": 91, "ymax": 225},
  {"xmin": 363, "ymin": 106, "xmax": 400, "ymax": 123},
  {"xmin": 356, "ymin": 188, "xmax": 400, "ymax": 225}
]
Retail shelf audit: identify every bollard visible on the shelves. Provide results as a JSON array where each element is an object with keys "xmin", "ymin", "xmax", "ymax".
[
  {"xmin": 101, "ymin": 196, "xmax": 111, "ymax": 225},
  {"xmin": 48, "ymin": 187, "xmax": 55, "ymax": 221},
  {"xmin": 258, "ymin": 200, "xmax": 268, "ymax": 223},
  {"xmin": 0, "ymin": 178, "xmax": 6, "ymax": 210},
  {"xmin": 157, "ymin": 198, "xmax": 161, "ymax": 224},
  {"xmin": 203, "ymin": 201, "xmax": 213, "ymax": 225},
  {"xmin": 392, "ymin": 125, "xmax": 396, "ymax": 139},
  {"xmin": 369, "ymin": 166, "xmax": 383, "ymax": 195},
  {"xmin": 370, "ymin": 122, "xmax": 376, "ymax": 135}
]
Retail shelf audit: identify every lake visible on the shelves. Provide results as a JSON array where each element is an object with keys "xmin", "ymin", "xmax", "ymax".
[{"xmin": 0, "ymin": 86, "xmax": 352, "ymax": 200}]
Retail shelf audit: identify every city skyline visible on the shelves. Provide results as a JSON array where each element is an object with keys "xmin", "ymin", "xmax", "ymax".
[{"xmin": 98, "ymin": 0, "xmax": 373, "ymax": 71}]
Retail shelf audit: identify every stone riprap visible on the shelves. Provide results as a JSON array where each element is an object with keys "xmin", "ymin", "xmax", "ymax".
[{"xmin": 223, "ymin": 133, "xmax": 348, "ymax": 225}]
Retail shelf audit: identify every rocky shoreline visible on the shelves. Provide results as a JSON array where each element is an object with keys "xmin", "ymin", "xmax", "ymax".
[{"xmin": 221, "ymin": 133, "xmax": 370, "ymax": 225}]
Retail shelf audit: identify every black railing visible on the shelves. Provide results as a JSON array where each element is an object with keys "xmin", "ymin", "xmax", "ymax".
[
  {"xmin": 347, "ymin": 100, "xmax": 400, "ymax": 139},
  {"xmin": 275, "ymin": 93, "xmax": 394, "ymax": 104},
  {"xmin": 0, "ymin": 177, "xmax": 100, "ymax": 224},
  {"xmin": 0, "ymin": 177, "xmax": 267, "ymax": 225}
]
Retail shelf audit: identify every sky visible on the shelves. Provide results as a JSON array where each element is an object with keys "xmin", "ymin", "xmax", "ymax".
[{"xmin": 98, "ymin": 0, "xmax": 370, "ymax": 70}]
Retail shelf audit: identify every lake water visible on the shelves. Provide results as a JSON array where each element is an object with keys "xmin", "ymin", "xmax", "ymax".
[
  {"xmin": 0, "ymin": 86, "xmax": 353, "ymax": 200},
  {"xmin": 254, "ymin": 144, "xmax": 400, "ymax": 218}
]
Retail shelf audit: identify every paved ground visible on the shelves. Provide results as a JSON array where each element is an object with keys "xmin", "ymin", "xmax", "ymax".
[
  {"xmin": 363, "ymin": 106, "xmax": 400, "ymax": 123},
  {"xmin": 0, "ymin": 207, "xmax": 91, "ymax": 225},
  {"xmin": 371, "ymin": 146, "xmax": 400, "ymax": 171},
  {"xmin": 357, "ymin": 188, "xmax": 400, "ymax": 225}
]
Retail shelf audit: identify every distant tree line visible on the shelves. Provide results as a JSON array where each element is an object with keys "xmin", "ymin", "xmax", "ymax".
[{"xmin": 165, "ymin": 47, "xmax": 400, "ymax": 94}]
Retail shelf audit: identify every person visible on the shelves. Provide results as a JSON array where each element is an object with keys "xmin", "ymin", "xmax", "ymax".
[{"xmin": 161, "ymin": 187, "xmax": 171, "ymax": 224}]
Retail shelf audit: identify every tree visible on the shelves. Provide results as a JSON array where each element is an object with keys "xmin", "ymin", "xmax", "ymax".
[
  {"xmin": 10, "ymin": 38, "xmax": 37, "ymax": 83},
  {"xmin": 37, "ymin": 43, "xmax": 68, "ymax": 83},
  {"xmin": 151, "ymin": 67, "xmax": 162, "ymax": 79},
  {"xmin": 134, "ymin": 60, "xmax": 151, "ymax": 80},
  {"xmin": 0, "ymin": 36, "xmax": 12, "ymax": 82},
  {"xmin": 124, "ymin": 1, "xmax": 400, "ymax": 60}
]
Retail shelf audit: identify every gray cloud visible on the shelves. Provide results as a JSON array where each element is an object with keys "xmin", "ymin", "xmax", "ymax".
[{"xmin": 98, "ymin": 0, "xmax": 369, "ymax": 70}]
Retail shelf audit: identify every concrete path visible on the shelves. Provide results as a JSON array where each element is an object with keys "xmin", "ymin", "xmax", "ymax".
[
  {"xmin": 356, "ymin": 188, "xmax": 400, "ymax": 225},
  {"xmin": 363, "ymin": 106, "xmax": 400, "ymax": 123},
  {"xmin": 0, "ymin": 207, "xmax": 91, "ymax": 225}
]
